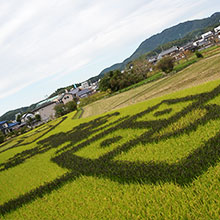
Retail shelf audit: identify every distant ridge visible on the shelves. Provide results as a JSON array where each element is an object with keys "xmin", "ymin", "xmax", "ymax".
[{"xmin": 99, "ymin": 12, "xmax": 220, "ymax": 76}]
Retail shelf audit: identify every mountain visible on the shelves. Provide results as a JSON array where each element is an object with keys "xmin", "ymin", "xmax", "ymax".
[
  {"xmin": 0, "ymin": 103, "xmax": 38, "ymax": 122},
  {"xmin": 99, "ymin": 12, "xmax": 220, "ymax": 76}
]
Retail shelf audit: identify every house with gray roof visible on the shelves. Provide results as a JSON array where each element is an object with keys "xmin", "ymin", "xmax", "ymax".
[
  {"xmin": 69, "ymin": 88, "xmax": 80, "ymax": 96},
  {"xmin": 76, "ymin": 88, "xmax": 92, "ymax": 98},
  {"xmin": 33, "ymin": 101, "xmax": 56, "ymax": 122},
  {"xmin": 180, "ymin": 42, "xmax": 197, "ymax": 52},
  {"xmin": 0, "ymin": 121, "xmax": 10, "ymax": 135},
  {"xmin": 57, "ymin": 88, "xmax": 79, "ymax": 105},
  {"xmin": 157, "ymin": 46, "xmax": 179, "ymax": 60}
]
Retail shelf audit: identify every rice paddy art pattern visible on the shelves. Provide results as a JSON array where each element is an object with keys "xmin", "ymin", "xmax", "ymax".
[{"xmin": 0, "ymin": 83, "xmax": 220, "ymax": 217}]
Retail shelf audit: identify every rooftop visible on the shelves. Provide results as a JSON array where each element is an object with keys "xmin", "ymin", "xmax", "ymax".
[
  {"xmin": 214, "ymin": 25, "xmax": 220, "ymax": 32},
  {"xmin": 201, "ymin": 31, "xmax": 213, "ymax": 39},
  {"xmin": 36, "ymin": 96, "xmax": 59, "ymax": 108},
  {"xmin": 33, "ymin": 101, "xmax": 56, "ymax": 112},
  {"xmin": 158, "ymin": 46, "xmax": 179, "ymax": 59},
  {"xmin": 77, "ymin": 89, "xmax": 92, "ymax": 97},
  {"xmin": 8, "ymin": 122, "xmax": 19, "ymax": 128},
  {"xmin": 69, "ymin": 88, "xmax": 80, "ymax": 95},
  {"xmin": 0, "ymin": 121, "xmax": 7, "ymax": 125}
]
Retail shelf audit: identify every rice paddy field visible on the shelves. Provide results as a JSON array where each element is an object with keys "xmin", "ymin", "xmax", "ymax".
[
  {"xmin": 82, "ymin": 47, "xmax": 220, "ymax": 118},
  {"xmin": 0, "ymin": 77, "xmax": 220, "ymax": 219}
]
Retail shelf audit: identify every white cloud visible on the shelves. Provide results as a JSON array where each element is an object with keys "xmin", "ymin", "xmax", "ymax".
[{"xmin": 0, "ymin": 0, "xmax": 219, "ymax": 115}]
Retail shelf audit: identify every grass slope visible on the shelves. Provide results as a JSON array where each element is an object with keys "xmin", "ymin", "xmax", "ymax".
[{"xmin": 0, "ymin": 79, "xmax": 220, "ymax": 219}]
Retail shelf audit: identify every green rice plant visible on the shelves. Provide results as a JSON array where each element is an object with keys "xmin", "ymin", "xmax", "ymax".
[
  {"xmin": 174, "ymin": 59, "xmax": 197, "ymax": 72},
  {"xmin": 0, "ymin": 79, "xmax": 220, "ymax": 219}
]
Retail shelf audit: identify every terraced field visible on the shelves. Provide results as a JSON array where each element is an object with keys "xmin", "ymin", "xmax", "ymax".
[
  {"xmin": 1, "ymin": 79, "xmax": 220, "ymax": 219},
  {"xmin": 82, "ymin": 50, "xmax": 220, "ymax": 118}
]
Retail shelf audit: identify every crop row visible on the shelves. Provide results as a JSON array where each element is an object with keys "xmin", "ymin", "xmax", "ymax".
[{"xmin": 1, "ymin": 84, "xmax": 220, "ymax": 216}]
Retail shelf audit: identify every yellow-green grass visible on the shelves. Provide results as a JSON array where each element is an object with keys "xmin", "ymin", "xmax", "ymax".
[
  {"xmin": 82, "ymin": 49, "xmax": 220, "ymax": 118},
  {"xmin": 202, "ymin": 45, "xmax": 220, "ymax": 58},
  {"xmin": 0, "ymin": 79, "xmax": 220, "ymax": 219}
]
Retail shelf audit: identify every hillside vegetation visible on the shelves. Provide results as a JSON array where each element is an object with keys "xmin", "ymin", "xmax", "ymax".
[
  {"xmin": 0, "ymin": 78, "xmax": 220, "ymax": 219},
  {"xmin": 99, "ymin": 12, "xmax": 220, "ymax": 75}
]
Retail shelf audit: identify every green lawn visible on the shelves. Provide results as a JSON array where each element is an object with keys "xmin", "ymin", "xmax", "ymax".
[{"xmin": 0, "ymin": 79, "xmax": 220, "ymax": 219}]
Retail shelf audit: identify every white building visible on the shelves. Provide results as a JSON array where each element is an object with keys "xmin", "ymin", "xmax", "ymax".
[
  {"xmin": 81, "ymin": 81, "xmax": 89, "ymax": 89},
  {"xmin": 201, "ymin": 31, "xmax": 213, "ymax": 40},
  {"xmin": 21, "ymin": 113, "xmax": 35, "ymax": 123},
  {"xmin": 214, "ymin": 25, "xmax": 220, "ymax": 33}
]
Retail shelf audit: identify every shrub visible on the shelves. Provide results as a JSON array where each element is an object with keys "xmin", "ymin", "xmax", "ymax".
[
  {"xmin": 0, "ymin": 131, "xmax": 5, "ymax": 144},
  {"xmin": 35, "ymin": 114, "xmax": 41, "ymax": 122},
  {"xmin": 55, "ymin": 100, "xmax": 77, "ymax": 118},
  {"xmin": 99, "ymin": 73, "xmax": 111, "ymax": 92},
  {"xmin": 65, "ymin": 101, "xmax": 77, "ymax": 113},
  {"xmin": 16, "ymin": 114, "xmax": 21, "ymax": 123},
  {"xmin": 54, "ymin": 104, "xmax": 65, "ymax": 117},
  {"xmin": 20, "ymin": 126, "xmax": 28, "ymax": 134},
  {"xmin": 157, "ymin": 56, "xmax": 174, "ymax": 73},
  {"xmin": 99, "ymin": 69, "xmax": 146, "ymax": 93},
  {"xmin": 195, "ymin": 51, "xmax": 203, "ymax": 58}
]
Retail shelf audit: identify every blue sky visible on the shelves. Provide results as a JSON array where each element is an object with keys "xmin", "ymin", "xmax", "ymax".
[{"xmin": 0, "ymin": 0, "xmax": 220, "ymax": 117}]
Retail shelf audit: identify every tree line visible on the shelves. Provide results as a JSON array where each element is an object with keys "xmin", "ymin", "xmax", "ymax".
[{"xmin": 99, "ymin": 58, "xmax": 152, "ymax": 92}]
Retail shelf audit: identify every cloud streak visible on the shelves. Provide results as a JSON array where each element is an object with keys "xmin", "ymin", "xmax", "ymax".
[{"xmin": 0, "ymin": 0, "xmax": 219, "ymax": 116}]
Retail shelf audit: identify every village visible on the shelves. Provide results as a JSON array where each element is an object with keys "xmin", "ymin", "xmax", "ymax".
[
  {"xmin": 0, "ymin": 81, "xmax": 99, "ymax": 137},
  {"xmin": 1, "ymin": 25, "xmax": 220, "ymax": 138},
  {"xmin": 148, "ymin": 25, "xmax": 220, "ymax": 64}
]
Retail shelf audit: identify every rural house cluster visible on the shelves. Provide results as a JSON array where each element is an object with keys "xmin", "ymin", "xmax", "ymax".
[
  {"xmin": 0, "ymin": 81, "xmax": 99, "ymax": 135},
  {"xmin": 148, "ymin": 25, "xmax": 220, "ymax": 64}
]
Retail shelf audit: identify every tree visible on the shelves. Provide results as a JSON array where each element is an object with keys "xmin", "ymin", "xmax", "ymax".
[
  {"xmin": 157, "ymin": 56, "xmax": 174, "ymax": 73},
  {"xmin": 0, "ymin": 131, "xmax": 4, "ymax": 144},
  {"xmin": 99, "ymin": 67, "xmax": 147, "ymax": 93},
  {"xmin": 195, "ymin": 51, "xmax": 203, "ymax": 58},
  {"xmin": 27, "ymin": 116, "xmax": 34, "ymax": 126},
  {"xmin": 16, "ymin": 114, "xmax": 21, "ymax": 123},
  {"xmin": 35, "ymin": 114, "xmax": 41, "ymax": 122},
  {"xmin": 65, "ymin": 101, "xmax": 77, "ymax": 113},
  {"xmin": 54, "ymin": 104, "xmax": 65, "ymax": 117},
  {"xmin": 99, "ymin": 73, "xmax": 111, "ymax": 92},
  {"xmin": 128, "ymin": 56, "xmax": 151, "ymax": 76},
  {"xmin": 109, "ymin": 70, "xmax": 122, "ymax": 92},
  {"xmin": 54, "ymin": 101, "xmax": 77, "ymax": 118}
]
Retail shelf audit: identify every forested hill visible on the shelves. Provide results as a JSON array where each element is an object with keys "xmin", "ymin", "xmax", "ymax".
[
  {"xmin": 99, "ymin": 12, "xmax": 220, "ymax": 76},
  {"xmin": 0, "ymin": 104, "xmax": 38, "ymax": 122}
]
